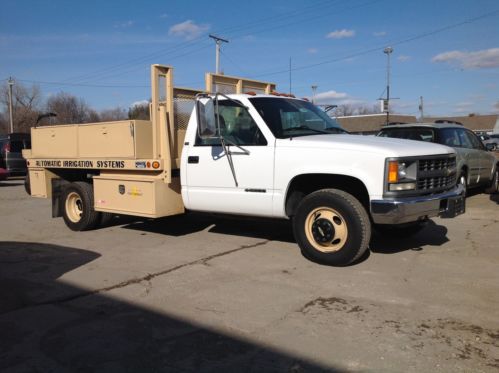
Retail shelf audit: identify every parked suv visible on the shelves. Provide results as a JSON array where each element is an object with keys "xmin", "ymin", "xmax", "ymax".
[
  {"xmin": 377, "ymin": 123, "xmax": 498, "ymax": 195},
  {"xmin": 0, "ymin": 133, "xmax": 31, "ymax": 176},
  {"xmin": 477, "ymin": 133, "xmax": 498, "ymax": 150}
]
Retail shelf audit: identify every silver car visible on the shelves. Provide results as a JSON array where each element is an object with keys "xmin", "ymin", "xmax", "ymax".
[
  {"xmin": 378, "ymin": 122, "xmax": 498, "ymax": 195},
  {"xmin": 477, "ymin": 133, "xmax": 499, "ymax": 150}
]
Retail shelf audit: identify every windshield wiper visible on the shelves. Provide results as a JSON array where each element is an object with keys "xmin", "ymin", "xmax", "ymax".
[
  {"xmin": 282, "ymin": 125, "xmax": 329, "ymax": 134},
  {"xmin": 324, "ymin": 127, "xmax": 349, "ymax": 134}
]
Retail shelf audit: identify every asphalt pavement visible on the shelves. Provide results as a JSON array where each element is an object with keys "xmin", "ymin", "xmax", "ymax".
[{"xmin": 0, "ymin": 179, "xmax": 498, "ymax": 372}]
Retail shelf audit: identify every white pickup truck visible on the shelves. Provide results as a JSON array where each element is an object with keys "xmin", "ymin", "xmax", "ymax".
[{"xmin": 24, "ymin": 65, "xmax": 465, "ymax": 266}]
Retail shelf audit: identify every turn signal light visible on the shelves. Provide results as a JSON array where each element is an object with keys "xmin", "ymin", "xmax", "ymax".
[
  {"xmin": 152, "ymin": 161, "xmax": 160, "ymax": 169},
  {"xmin": 388, "ymin": 161, "xmax": 399, "ymax": 183}
]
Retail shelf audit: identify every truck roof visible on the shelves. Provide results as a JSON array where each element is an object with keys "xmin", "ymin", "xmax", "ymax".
[{"xmin": 224, "ymin": 93, "xmax": 308, "ymax": 101}]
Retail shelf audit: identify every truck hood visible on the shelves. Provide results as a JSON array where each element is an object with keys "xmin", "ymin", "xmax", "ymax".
[{"xmin": 276, "ymin": 134, "xmax": 454, "ymax": 157}]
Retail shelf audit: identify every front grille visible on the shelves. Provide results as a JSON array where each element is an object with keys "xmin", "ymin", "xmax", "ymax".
[
  {"xmin": 418, "ymin": 175, "xmax": 456, "ymax": 190},
  {"xmin": 419, "ymin": 157, "xmax": 456, "ymax": 172},
  {"xmin": 417, "ymin": 155, "xmax": 456, "ymax": 193}
]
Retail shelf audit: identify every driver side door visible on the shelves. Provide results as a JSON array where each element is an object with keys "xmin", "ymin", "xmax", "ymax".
[{"xmin": 184, "ymin": 100, "xmax": 275, "ymax": 217}]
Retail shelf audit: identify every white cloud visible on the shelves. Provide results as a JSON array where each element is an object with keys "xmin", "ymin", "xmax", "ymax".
[
  {"xmin": 307, "ymin": 48, "xmax": 318, "ymax": 54},
  {"xmin": 114, "ymin": 20, "xmax": 135, "ymax": 29},
  {"xmin": 326, "ymin": 29, "xmax": 355, "ymax": 39},
  {"xmin": 313, "ymin": 90, "xmax": 349, "ymax": 104},
  {"xmin": 168, "ymin": 20, "xmax": 210, "ymax": 40},
  {"xmin": 130, "ymin": 100, "xmax": 149, "ymax": 108},
  {"xmin": 432, "ymin": 48, "xmax": 499, "ymax": 69},
  {"xmin": 397, "ymin": 55, "xmax": 411, "ymax": 62},
  {"xmin": 373, "ymin": 31, "xmax": 387, "ymax": 37}
]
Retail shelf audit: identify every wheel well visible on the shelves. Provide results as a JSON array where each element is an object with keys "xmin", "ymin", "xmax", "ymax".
[
  {"xmin": 285, "ymin": 174, "xmax": 370, "ymax": 217},
  {"xmin": 50, "ymin": 168, "xmax": 98, "ymax": 183}
]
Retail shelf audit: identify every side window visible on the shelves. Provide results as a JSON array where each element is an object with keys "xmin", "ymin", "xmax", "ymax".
[
  {"xmin": 219, "ymin": 106, "xmax": 267, "ymax": 146},
  {"xmin": 456, "ymin": 129, "xmax": 472, "ymax": 148},
  {"xmin": 465, "ymin": 130, "xmax": 483, "ymax": 150},
  {"xmin": 196, "ymin": 103, "xmax": 267, "ymax": 146},
  {"xmin": 439, "ymin": 128, "xmax": 461, "ymax": 147}
]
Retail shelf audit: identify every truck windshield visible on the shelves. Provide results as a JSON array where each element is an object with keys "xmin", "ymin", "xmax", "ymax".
[{"xmin": 249, "ymin": 97, "xmax": 346, "ymax": 138}]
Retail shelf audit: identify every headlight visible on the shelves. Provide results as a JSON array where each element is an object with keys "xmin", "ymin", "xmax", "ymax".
[
  {"xmin": 387, "ymin": 161, "xmax": 407, "ymax": 183},
  {"xmin": 386, "ymin": 160, "xmax": 417, "ymax": 191}
]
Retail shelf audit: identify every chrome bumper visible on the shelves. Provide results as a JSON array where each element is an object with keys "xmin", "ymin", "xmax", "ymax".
[{"xmin": 370, "ymin": 185, "xmax": 465, "ymax": 224}]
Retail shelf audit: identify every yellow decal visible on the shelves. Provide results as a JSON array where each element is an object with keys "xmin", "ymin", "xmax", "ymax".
[{"xmin": 127, "ymin": 186, "xmax": 143, "ymax": 197}]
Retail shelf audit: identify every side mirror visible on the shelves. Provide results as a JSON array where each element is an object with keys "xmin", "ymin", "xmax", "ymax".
[
  {"xmin": 196, "ymin": 97, "xmax": 217, "ymax": 139},
  {"xmin": 485, "ymin": 143, "xmax": 495, "ymax": 151}
]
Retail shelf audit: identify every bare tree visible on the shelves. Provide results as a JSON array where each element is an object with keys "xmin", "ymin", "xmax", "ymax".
[
  {"xmin": 99, "ymin": 107, "xmax": 128, "ymax": 122},
  {"xmin": 46, "ymin": 92, "xmax": 95, "ymax": 124},
  {"xmin": 335, "ymin": 103, "xmax": 380, "ymax": 117},
  {"xmin": 0, "ymin": 81, "xmax": 42, "ymax": 134},
  {"xmin": 128, "ymin": 103, "xmax": 150, "ymax": 120}
]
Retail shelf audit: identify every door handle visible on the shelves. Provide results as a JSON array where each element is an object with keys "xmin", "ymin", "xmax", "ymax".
[{"xmin": 188, "ymin": 156, "xmax": 199, "ymax": 164}]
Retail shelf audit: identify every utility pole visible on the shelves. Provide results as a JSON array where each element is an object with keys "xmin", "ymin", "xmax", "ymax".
[
  {"xmin": 383, "ymin": 46, "xmax": 393, "ymax": 125},
  {"xmin": 8, "ymin": 77, "xmax": 14, "ymax": 133},
  {"xmin": 289, "ymin": 57, "xmax": 292, "ymax": 94},
  {"xmin": 311, "ymin": 85, "xmax": 318, "ymax": 104},
  {"xmin": 209, "ymin": 34, "xmax": 229, "ymax": 74},
  {"xmin": 419, "ymin": 96, "xmax": 424, "ymax": 122}
]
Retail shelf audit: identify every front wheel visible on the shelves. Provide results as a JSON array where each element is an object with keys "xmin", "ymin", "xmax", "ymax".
[
  {"xmin": 62, "ymin": 182, "xmax": 101, "ymax": 231},
  {"xmin": 458, "ymin": 173, "xmax": 467, "ymax": 197},
  {"xmin": 293, "ymin": 189, "xmax": 371, "ymax": 266},
  {"xmin": 486, "ymin": 167, "xmax": 499, "ymax": 194}
]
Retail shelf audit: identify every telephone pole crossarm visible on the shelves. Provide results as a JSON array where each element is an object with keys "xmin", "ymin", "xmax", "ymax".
[{"xmin": 209, "ymin": 34, "xmax": 229, "ymax": 74}]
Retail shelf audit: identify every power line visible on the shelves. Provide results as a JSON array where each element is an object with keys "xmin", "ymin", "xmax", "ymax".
[
  {"xmin": 248, "ymin": 8, "xmax": 499, "ymax": 79},
  {"xmin": 16, "ymin": 78, "xmax": 149, "ymax": 88},
  {"xmin": 10, "ymin": 7, "xmax": 498, "ymax": 95},
  {"xmin": 64, "ymin": 0, "xmax": 341, "ymax": 84}
]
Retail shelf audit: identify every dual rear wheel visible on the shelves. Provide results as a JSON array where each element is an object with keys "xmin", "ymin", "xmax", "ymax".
[{"xmin": 62, "ymin": 182, "xmax": 113, "ymax": 231}]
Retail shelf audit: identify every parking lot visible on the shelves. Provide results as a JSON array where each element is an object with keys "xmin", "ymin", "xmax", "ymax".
[{"xmin": 0, "ymin": 179, "xmax": 498, "ymax": 372}]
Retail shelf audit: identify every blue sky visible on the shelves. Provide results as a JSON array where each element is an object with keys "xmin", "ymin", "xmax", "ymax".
[{"xmin": 1, "ymin": 0, "xmax": 498, "ymax": 117}]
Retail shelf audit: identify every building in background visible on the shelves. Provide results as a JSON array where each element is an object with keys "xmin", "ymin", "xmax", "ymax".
[{"xmin": 336, "ymin": 114, "xmax": 417, "ymax": 135}]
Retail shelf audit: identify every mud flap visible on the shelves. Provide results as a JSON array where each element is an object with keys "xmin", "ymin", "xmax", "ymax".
[{"xmin": 51, "ymin": 179, "xmax": 70, "ymax": 218}]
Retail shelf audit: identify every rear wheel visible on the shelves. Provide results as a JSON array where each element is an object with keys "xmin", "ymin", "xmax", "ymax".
[
  {"xmin": 293, "ymin": 189, "xmax": 371, "ymax": 266},
  {"xmin": 62, "ymin": 182, "xmax": 100, "ymax": 231}
]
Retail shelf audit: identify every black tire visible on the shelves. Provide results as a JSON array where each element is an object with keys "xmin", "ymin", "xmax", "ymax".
[
  {"xmin": 99, "ymin": 212, "xmax": 115, "ymax": 227},
  {"xmin": 24, "ymin": 173, "xmax": 31, "ymax": 195},
  {"xmin": 374, "ymin": 221, "xmax": 426, "ymax": 237},
  {"xmin": 458, "ymin": 172, "xmax": 467, "ymax": 197},
  {"xmin": 293, "ymin": 189, "xmax": 371, "ymax": 266},
  {"xmin": 486, "ymin": 166, "xmax": 499, "ymax": 194},
  {"xmin": 62, "ymin": 182, "xmax": 100, "ymax": 231}
]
